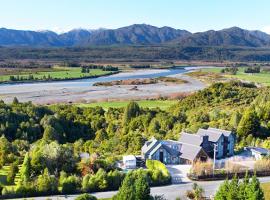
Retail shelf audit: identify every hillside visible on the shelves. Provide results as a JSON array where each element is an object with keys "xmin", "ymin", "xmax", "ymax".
[
  {"xmin": 1, "ymin": 25, "xmax": 270, "ymax": 48},
  {"xmin": 176, "ymin": 27, "xmax": 270, "ymax": 47}
]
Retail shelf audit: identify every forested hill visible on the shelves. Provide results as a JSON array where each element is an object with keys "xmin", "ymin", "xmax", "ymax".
[
  {"xmin": 0, "ymin": 24, "xmax": 190, "ymax": 47},
  {"xmin": 1, "ymin": 24, "xmax": 270, "ymax": 48},
  {"xmin": 0, "ymin": 81, "xmax": 270, "ymax": 160}
]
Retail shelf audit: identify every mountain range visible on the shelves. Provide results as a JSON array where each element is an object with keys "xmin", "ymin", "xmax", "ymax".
[{"xmin": 1, "ymin": 24, "xmax": 270, "ymax": 47}]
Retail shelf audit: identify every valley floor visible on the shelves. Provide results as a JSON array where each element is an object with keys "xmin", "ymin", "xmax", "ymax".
[{"xmin": 0, "ymin": 74, "xmax": 205, "ymax": 104}]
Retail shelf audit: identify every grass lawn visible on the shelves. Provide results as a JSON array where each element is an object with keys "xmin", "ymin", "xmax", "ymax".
[
  {"xmin": 226, "ymin": 68, "xmax": 270, "ymax": 86},
  {"xmin": 200, "ymin": 67, "xmax": 270, "ymax": 86},
  {"xmin": 0, "ymin": 66, "xmax": 115, "ymax": 82},
  {"xmin": 261, "ymin": 182, "xmax": 270, "ymax": 200},
  {"xmin": 77, "ymin": 100, "xmax": 178, "ymax": 110}
]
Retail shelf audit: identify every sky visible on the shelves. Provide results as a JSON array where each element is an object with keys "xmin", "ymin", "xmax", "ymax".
[{"xmin": 1, "ymin": 0, "xmax": 270, "ymax": 33}]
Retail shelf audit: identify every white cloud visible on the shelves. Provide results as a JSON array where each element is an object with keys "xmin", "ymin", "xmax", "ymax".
[{"xmin": 262, "ymin": 26, "xmax": 270, "ymax": 34}]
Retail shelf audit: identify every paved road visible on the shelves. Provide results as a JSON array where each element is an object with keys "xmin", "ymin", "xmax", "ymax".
[{"xmin": 9, "ymin": 176, "xmax": 270, "ymax": 200}]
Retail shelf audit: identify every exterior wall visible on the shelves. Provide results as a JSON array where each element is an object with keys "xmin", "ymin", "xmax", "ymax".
[
  {"xmin": 216, "ymin": 136, "xmax": 224, "ymax": 159},
  {"xmin": 227, "ymin": 134, "xmax": 235, "ymax": 156},
  {"xmin": 150, "ymin": 147, "xmax": 180, "ymax": 164},
  {"xmin": 124, "ymin": 159, "xmax": 137, "ymax": 169}
]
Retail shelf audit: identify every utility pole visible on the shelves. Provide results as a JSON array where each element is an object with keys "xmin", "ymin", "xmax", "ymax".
[{"xmin": 213, "ymin": 144, "xmax": 217, "ymax": 176}]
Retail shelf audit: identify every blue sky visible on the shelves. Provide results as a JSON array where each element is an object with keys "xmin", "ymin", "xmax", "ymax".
[{"xmin": 1, "ymin": 0, "xmax": 270, "ymax": 33}]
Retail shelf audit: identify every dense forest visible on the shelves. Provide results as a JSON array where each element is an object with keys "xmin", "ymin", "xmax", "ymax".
[
  {"xmin": 1, "ymin": 46, "xmax": 270, "ymax": 62},
  {"xmin": 1, "ymin": 81, "xmax": 270, "ymax": 198}
]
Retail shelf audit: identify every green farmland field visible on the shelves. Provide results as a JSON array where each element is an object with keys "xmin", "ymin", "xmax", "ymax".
[
  {"xmin": 77, "ymin": 100, "xmax": 178, "ymax": 110},
  {"xmin": 200, "ymin": 67, "xmax": 270, "ymax": 86},
  {"xmin": 0, "ymin": 66, "xmax": 116, "ymax": 83}
]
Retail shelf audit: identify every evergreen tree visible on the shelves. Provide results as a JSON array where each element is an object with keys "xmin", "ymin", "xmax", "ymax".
[
  {"xmin": 237, "ymin": 108, "xmax": 260, "ymax": 138},
  {"xmin": 215, "ymin": 179, "xmax": 230, "ymax": 200},
  {"xmin": 227, "ymin": 176, "xmax": 240, "ymax": 200},
  {"xmin": 239, "ymin": 172, "xmax": 249, "ymax": 199},
  {"xmin": 43, "ymin": 126, "xmax": 60, "ymax": 141},
  {"xmin": 123, "ymin": 102, "xmax": 140, "ymax": 124},
  {"xmin": 246, "ymin": 175, "xmax": 265, "ymax": 200},
  {"xmin": 135, "ymin": 174, "xmax": 150, "ymax": 200},
  {"xmin": 37, "ymin": 168, "xmax": 58, "ymax": 194},
  {"xmin": 114, "ymin": 173, "xmax": 136, "ymax": 200},
  {"xmin": 20, "ymin": 153, "xmax": 31, "ymax": 183},
  {"xmin": 12, "ymin": 97, "xmax": 19, "ymax": 104}
]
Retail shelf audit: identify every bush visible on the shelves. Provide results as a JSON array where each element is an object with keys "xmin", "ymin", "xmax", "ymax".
[
  {"xmin": 146, "ymin": 160, "xmax": 171, "ymax": 186},
  {"xmin": 37, "ymin": 168, "xmax": 58, "ymax": 194},
  {"xmin": 82, "ymin": 169, "xmax": 124, "ymax": 192},
  {"xmin": 61, "ymin": 175, "xmax": 81, "ymax": 194},
  {"xmin": 75, "ymin": 193, "xmax": 97, "ymax": 200},
  {"xmin": 254, "ymin": 159, "xmax": 270, "ymax": 172},
  {"xmin": 190, "ymin": 160, "xmax": 213, "ymax": 176}
]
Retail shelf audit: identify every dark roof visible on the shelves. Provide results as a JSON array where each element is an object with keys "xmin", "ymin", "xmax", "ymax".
[
  {"xmin": 149, "ymin": 143, "xmax": 180, "ymax": 157},
  {"xmin": 207, "ymin": 127, "xmax": 232, "ymax": 137},
  {"xmin": 179, "ymin": 132, "xmax": 203, "ymax": 146},
  {"xmin": 197, "ymin": 128, "xmax": 223, "ymax": 142},
  {"xmin": 142, "ymin": 138, "xmax": 159, "ymax": 155},
  {"xmin": 179, "ymin": 143, "xmax": 204, "ymax": 161}
]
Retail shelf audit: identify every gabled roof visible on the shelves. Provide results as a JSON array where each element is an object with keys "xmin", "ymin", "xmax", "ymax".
[
  {"xmin": 142, "ymin": 137, "xmax": 159, "ymax": 155},
  {"xmin": 179, "ymin": 142, "xmax": 204, "ymax": 161},
  {"xmin": 179, "ymin": 132, "xmax": 203, "ymax": 146},
  {"xmin": 207, "ymin": 127, "xmax": 232, "ymax": 137},
  {"xmin": 197, "ymin": 128, "xmax": 223, "ymax": 143},
  {"xmin": 149, "ymin": 143, "xmax": 180, "ymax": 157}
]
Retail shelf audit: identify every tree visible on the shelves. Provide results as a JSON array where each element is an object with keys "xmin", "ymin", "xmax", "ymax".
[
  {"xmin": 43, "ymin": 126, "xmax": 60, "ymax": 141},
  {"xmin": 114, "ymin": 173, "xmax": 136, "ymax": 200},
  {"xmin": 123, "ymin": 102, "xmax": 140, "ymax": 124},
  {"xmin": 135, "ymin": 174, "xmax": 151, "ymax": 200},
  {"xmin": 239, "ymin": 172, "xmax": 249, "ymax": 199},
  {"xmin": 237, "ymin": 108, "xmax": 260, "ymax": 138},
  {"xmin": 20, "ymin": 153, "xmax": 31, "ymax": 183},
  {"xmin": 61, "ymin": 175, "xmax": 81, "ymax": 194},
  {"xmin": 215, "ymin": 179, "xmax": 230, "ymax": 200},
  {"xmin": 37, "ymin": 168, "xmax": 58, "ymax": 194},
  {"xmin": 12, "ymin": 97, "xmax": 19, "ymax": 104},
  {"xmin": 246, "ymin": 175, "xmax": 264, "ymax": 200},
  {"xmin": 0, "ymin": 136, "xmax": 11, "ymax": 167}
]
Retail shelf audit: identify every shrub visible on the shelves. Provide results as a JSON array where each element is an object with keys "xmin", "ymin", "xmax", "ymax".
[
  {"xmin": 75, "ymin": 193, "xmax": 97, "ymax": 200},
  {"xmin": 254, "ymin": 159, "xmax": 270, "ymax": 172},
  {"xmin": 191, "ymin": 160, "xmax": 213, "ymax": 176},
  {"xmin": 61, "ymin": 175, "xmax": 81, "ymax": 194},
  {"xmin": 225, "ymin": 161, "xmax": 245, "ymax": 173},
  {"xmin": 37, "ymin": 168, "xmax": 58, "ymax": 194},
  {"xmin": 146, "ymin": 160, "xmax": 171, "ymax": 186}
]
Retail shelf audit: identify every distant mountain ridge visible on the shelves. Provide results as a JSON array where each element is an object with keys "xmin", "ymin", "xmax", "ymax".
[
  {"xmin": 0, "ymin": 24, "xmax": 270, "ymax": 47},
  {"xmin": 175, "ymin": 27, "xmax": 270, "ymax": 47}
]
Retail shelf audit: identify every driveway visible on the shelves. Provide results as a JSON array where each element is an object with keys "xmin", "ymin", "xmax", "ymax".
[{"xmin": 166, "ymin": 164, "xmax": 192, "ymax": 184}]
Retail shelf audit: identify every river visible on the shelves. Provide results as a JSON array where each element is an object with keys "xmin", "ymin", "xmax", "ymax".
[{"xmin": 0, "ymin": 67, "xmax": 207, "ymax": 104}]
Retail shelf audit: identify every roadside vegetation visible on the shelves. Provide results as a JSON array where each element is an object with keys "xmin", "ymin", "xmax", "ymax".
[
  {"xmin": 215, "ymin": 174, "xmax": 264, "ymax": 200},
  {"xmin": 1, "ymin": 81, "xmax": 270, "ymax": 198}
]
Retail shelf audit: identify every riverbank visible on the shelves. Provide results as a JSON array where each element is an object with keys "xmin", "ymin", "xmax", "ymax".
[
  {"xmin": 93, "ymin": 76, "xmax": 188, "ymax": 86},
  {"xmin": 0, "ymin": 69, "xmax": 206, "ymax": 104}
]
